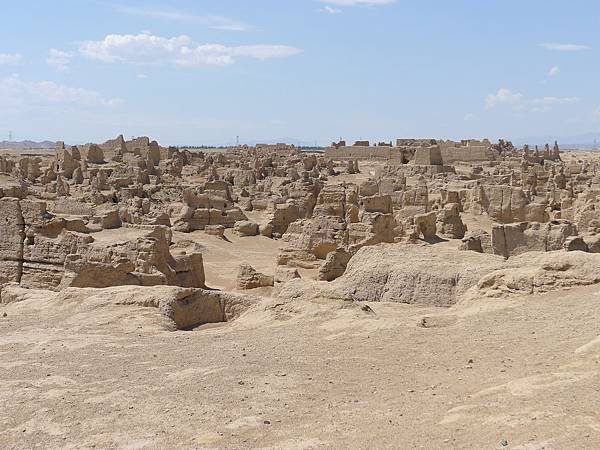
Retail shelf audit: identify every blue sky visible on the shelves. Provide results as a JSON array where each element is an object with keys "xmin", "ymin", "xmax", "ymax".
[{"xmin": 0, "ymin": 0, "xmax": 598, "ymax": 145}]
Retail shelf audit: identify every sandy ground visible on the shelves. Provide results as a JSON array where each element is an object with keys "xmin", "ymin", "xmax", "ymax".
[
  {"xmin": 178, "ymin": 227, "xmax": 282, "ymax": 291},
  {"xmin": 1, "ymin": 282, "xmax": 600, "ymax": 449}
]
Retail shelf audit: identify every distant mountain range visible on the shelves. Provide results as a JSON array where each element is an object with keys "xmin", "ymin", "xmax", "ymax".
[
  {"xmin": 213, "ymin": 134, "xmax": 600, "ymax": 150},
  {"xmin": 0, "ymin": 140, "xmax": 55, "ymax": 149},
  {"xmin": 511, "ymin": 133, "xmax": 600, "ymax": 150},
  {"xmin": 3, "ymin": 133, "xmax": 600, "ymax": 151},
  {"xmin": 183, "ymin": 137, "xmax": 322, "ymax": 148}
]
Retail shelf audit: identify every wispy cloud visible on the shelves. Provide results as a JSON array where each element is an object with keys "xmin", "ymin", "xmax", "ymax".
[
  {"xmin": 318, "ymin": 0, "xmax": 394, "ymax": 13},
  {"xmin": 116, "ymin": 6, "xmax": 253, "ymax": 31},
  {"xmin": 532, "ymin": 96, "xmax": 579, "ymax": 106},
  {"xmin": 47, "ymin": 49, "xmax": 73, "ymax": 72},
  {"xmin": 320, "ymin": 0, "xmax": 396, "ymax": 5},
  {"xmin": 485, "ymin": 87, "xmax": 579, "ymax": 113},
  {"xmin": 320, "ymin": 6, "xmax": 342, "ymax": 13},
  {"xmin": 0, "ymin": 74, "xmax": 121, "ymax": 108},
  {"xmin": 539, "ymin": 43, "xmax": 590, "ymax": 51},
  {"xmin": 0, "ymin": 53, "xmax": 22, "ymax": 65},
  {"xmin": 529, "ymin": 96, "xmax": 579, "ymax": 113},
  {"xmin": 79, "ymin": 33, "xmax": 302, "ymax": 66},
  {"xmin": 547, "ymin": 66, "xmax": 559, "ymax": 77}
]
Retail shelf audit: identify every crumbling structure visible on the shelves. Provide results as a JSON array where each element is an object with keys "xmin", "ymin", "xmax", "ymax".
[{"xmin": 2, "ymin": 132, "xmax": 597, "ymax": 297}]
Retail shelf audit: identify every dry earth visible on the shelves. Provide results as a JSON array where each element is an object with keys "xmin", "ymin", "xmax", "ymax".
[{"xmin": 1, "ymin": 282, "xmax": 600, "ymax": 449}]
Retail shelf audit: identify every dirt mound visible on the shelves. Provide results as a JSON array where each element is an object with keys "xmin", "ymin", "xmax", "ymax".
[
  {"xmin": 1, "ymin": 284, "xmax": 260, "ymax": 331},
  {"xmin": 476, "ymin": 250, "xmax": 600, "ymax": 297},
  {"xmin": 278, "ymin": 243, "xmax": 600, "ymax": 306}
]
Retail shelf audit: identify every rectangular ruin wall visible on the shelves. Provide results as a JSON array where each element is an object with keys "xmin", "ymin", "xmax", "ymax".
[
  {"xmin": 413, "ymin": 147, "xmax": 443, "ymax": 166},
  {"xmin": 440, "ymin": 145, "xmax": 494, "ymax": 164},
  {"xmin": 324, "ymin": 146, "xmax": 406, "ymax": 161}
]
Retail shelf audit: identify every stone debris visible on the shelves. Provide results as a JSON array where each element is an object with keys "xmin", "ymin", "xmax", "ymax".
[
  {"xmin": 3, "ymin": 135, "xmax": 600, "ymax": 326},
  {"xmin": 236, "ymin": 263, "xmax": 274, "ymax": 289}
]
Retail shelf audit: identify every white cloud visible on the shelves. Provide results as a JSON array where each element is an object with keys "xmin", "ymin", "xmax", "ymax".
[
  {"xmin": 116, "ymin": 6, "xmax": 252, "ymax": 31},
  {"xmin": 320, "ymin": 0, "xmax": 396, "ymax": 5},
  {"xmin": 320, "ymin": 6, "xmax": 342, "ymax": 13},
  {"xmin": 547, "ymin": 66, "xmax": 559, "ymax": 77},
  {"xmin": 136, "ymin": 74, "xmax": 148, "ymax": 79},
  {"xmin": 47, "ymin": 49, "xmax": 73, "ymax": 72},
  {"xmin": 485, "ymin": 88, "xmax": 523, "ymax": 109},
  {"xmin": 539, "ymin": 43, "xmax": 590, "ymax": 51},
  {"xmin": 79, "ymin": 33, "xmax": 302, "ymax": 66},
  {"xmin": 485, "ymin": 89, "xmax": 580, "ymax": 113},
  {"xmin": 464, "ymin": 113, "xmax": 477, "ymax": 121},
  {"xmin": 532, "ymin": 96, "xmax": 579, "ymax": 106},
  {"xmin": 530, "ymin": 96, "xmax": 580, "ymax": 113},
  {"xmin": 0, "ymin": 74, "xmax": 121, "ymax": 108},
  {"xmin": 0, "ymin": 53, "xmax": 22, "ymax": 65},
  {"xmin": 79, "ymin": 34, "xmax": 191, "ymax": 63}
]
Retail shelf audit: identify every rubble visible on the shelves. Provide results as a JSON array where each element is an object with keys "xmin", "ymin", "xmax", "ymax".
[{"xmin": 2, "ymin": 134, "xmax": 598, "ymax": 303}]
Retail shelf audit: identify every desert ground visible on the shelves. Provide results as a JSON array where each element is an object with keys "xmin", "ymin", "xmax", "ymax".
[
  {"xmin": 2, "ymin": 279, "xmax": 600, "ymax": 449},
  {"xmin": 2, "ymin": 138, "xmax": 600, "ymax": 449}
]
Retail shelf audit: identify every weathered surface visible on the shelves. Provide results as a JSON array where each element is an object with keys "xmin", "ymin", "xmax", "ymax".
[
  {"xmin": 471, "ymin": 185, "xmax": 548, "ymax": 223},
  {"xmin": 1, "ymin": 284, "xmax": 259, "ymax": 330},
  {"xmin": 234, "ymin": 221, "xmax": 260, "ymax": 237},
  {"xmin": 60, "ymin": 227, "xmax": 206, "ymax": 290},
  {"xmin": 279, "ymin": 243, "xmax": 600, "ymax": 306},
  {"xmin": 491, "ymin": 221, "xmax": 578, "ymax": 258},
  {"xmin": 236, "ymin": 263, "xmax": 274, "ymax": 289}
]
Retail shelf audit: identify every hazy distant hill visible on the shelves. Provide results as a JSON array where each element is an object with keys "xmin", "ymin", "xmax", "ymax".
[
  {"xmin": 180, "ymin": 137, "xmax": 322, "ymax": 148},
  {"xmin": 0, "ymin": 140, "xmax": 55, "ymax": 149},
  {"xmin": 512, "ymin": 133, "xmax": 600, "ymax": 150}
]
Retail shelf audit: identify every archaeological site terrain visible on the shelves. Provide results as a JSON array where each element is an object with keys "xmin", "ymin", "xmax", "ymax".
[{"xmin": 2, "ymin": 136, "xmax": 600, "ymax": 448}]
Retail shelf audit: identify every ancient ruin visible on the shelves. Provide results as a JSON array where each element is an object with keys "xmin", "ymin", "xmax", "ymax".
[
  {"xmin": 4, "ymin": 133, "xmax": 600, "ymax": 307},
  {"xmin": 4, "ymin": 132, "xmax": 600, "ymax": 448}
]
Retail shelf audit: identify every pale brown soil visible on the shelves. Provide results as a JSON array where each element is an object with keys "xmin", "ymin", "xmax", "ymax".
[
  {"xmin": 177, "ymin": 227, "xmax": 282, "ymax": 291},
  {"xmin": 1, "ymin": 282, "xmax": 600, "ymax": 449}
]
